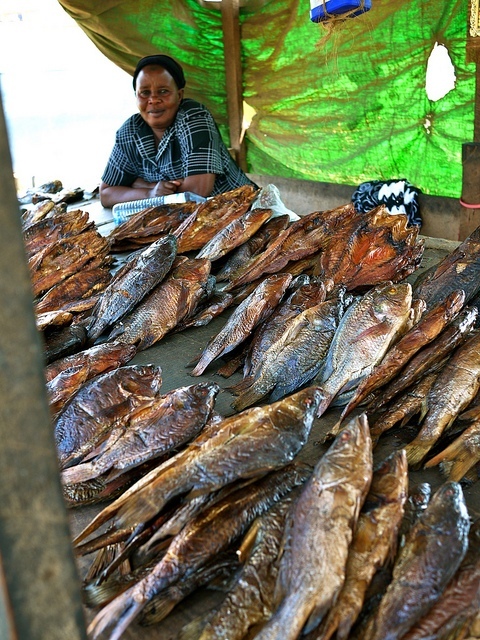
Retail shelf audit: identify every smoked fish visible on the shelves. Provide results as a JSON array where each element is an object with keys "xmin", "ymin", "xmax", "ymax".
[
  {"xmin": 405, "ymin": 329, "xmax": 480, "ymax": 467},
  {"xmin": 108, "ymin": 258, "xmax": 211, "ymax": 350},
  {"xmin": 254, "ymin": 413, "xmax": 373, "ymax": 640},
  {"xmin": 363, "ymin": 482, "xmax": 470, "ymax": 640},
  {"xmin": 315, "ymin": 282, "xmax": 413, "ymax": 420},
  {"xmin": 73, "ymin": 386, "xmax": 321, "ymax": 547},
  {"xmin": 86, "ymin": 464, "xmax": 310, "ymax": 640},
  {"xmin": 54, "ymin": 364, "xmax": 163, "ymax": 470},
  {"xmin": 191, "ymin": 273, "xmax": 293, "ymax": 376},
  {"xmin": 87, "ymin": 234, "xmax": 178, "ymax": 342},
  {"xmin": 314, "ymin": 450, "xmax": 408, "ymax": 640},
  {"xmin": 61, "ymin": 381, "xmax": 220, "ymax": 484}
]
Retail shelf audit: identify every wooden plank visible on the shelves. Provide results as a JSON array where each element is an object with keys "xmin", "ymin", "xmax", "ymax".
[
  {"xmin": 0, "ymin": 96, "xmax": 88, "ymax": 639},
  {"xmin": 221, "ymin": 0, "xmax": 247, "ymax": 171}
]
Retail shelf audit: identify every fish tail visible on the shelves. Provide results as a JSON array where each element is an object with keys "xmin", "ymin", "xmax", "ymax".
[
  {"xmin": 405, "ymin": 439, "xmax": 433, "ymax": 469},
  {"xmin": 425, "ymin": 438, "xmax": 479, "ymax": 482},
  {"xmin": 87, "ymin": 585, "xmax": 146, "ymax": 640},
  {"xmin": 190, "ymin": 352, "xmax": 214, "ymax": 376},
  {"xmin": 231, "ymin": 385, "xmax": 268, "ymax": 412},
  {"xmin": 61, "ymin": 461, "xmax": 98, "ymax": 485},
  {"xmin": 316, "ymin": 390, "xmax": 332, "ymax": 420}
]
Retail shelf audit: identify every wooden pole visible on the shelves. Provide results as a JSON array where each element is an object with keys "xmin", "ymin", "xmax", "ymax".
[
  {"xmin": 0, "ymin": 90, "xmax": 87, "ymax": 640},
  {"xmin": 220, "ymin": 0, "xmax": 247, "ymax": 171}
]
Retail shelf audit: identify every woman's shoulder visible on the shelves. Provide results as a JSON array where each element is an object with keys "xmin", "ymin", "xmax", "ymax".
[{"xmin": 177, "ymin": 98, "xmax": 212, "ymax": 120}]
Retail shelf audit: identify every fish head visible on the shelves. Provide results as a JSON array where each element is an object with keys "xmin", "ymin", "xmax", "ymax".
[{"xmin": 371, "ymin": 281, "xmax": 412, "ymax": 322}]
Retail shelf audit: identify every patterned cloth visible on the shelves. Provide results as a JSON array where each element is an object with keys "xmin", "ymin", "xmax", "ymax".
[
  {"xmin": 352, "ymin": 179, "xmax": 422, "ymax": 227},
  {"xmin": 102, "ymin": 98, "xmax": 256, "ymax": 196}
]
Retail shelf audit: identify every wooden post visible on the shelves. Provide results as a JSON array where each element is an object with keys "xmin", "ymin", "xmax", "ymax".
[
  {"xmin": 220, "ymin": 0, "xmax": 247, "ymax": 171},
  {"xmin": 0, "ymin": 92, "xmax": 87, "ymax": 639}
]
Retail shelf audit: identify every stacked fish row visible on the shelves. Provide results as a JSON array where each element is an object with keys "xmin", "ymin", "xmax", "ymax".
[{"xmin": 66, "ymin": 399, "xmax": 479, "ymax": 640}]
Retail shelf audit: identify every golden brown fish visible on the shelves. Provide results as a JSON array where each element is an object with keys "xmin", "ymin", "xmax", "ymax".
[
  {"xmin": 23, "ymin": 208, "xmax": 93, "ymax": 259},
  {"xmin": 54, "ymin": 364, "xmax": 163, "ymax": 470},
  {"xmin": 405, "ymin": 329, "xmax": 480, "ymax": 468},
  {"xmin": 314, "ymin": 205, "xmax": 424, "ymax": 290},
  {"xmin": 313, "ymin": 450, "xmax": 408, "ymax": 640},
  {"xmin": 176, "ymin": 185, "xmax": 258, "ymax": 253},
  {"xmin": 61, "ymin": 381, "xmax": 220, "ymax": 485},
  {"xmin": 196, "ymin": 207, "xmax": 273, "ymax": 261},
  {"xmin": 366, "ymin": 306, "xmax": 478, "ymax": 413},
  {"xmin": 108, "ymin": 257, "xmax": 211, "ymax": 350},
  {"xmin": 254, "ymin": 413, "xmax": 373, "ymax": 640},
  {"xmin": 86, "ymin": 463, "xmax": 311, "ymax": 640},
  {"xmin": 29, "ymin": 228, "xmax": 111, "ymax": 298},
  {"xmin": 215, "ymin": 214, "xmax": 291, "ymax": 282},
  {"xmin": 401, "ymin": 519, "xmax": 480, "ymax": 640},
  {"xmin": 181, "ymin": 493, "xmax": 299, "ymax": 640},
  {"xmin": 35, "ymin": 264, "xmax": 112, "ymax": 314},
  {"xmin": 87, "ymin": 234, "xmax": 178, "ymax": 341},
  {"xmin": 191, "ymin": 273, "xmax": 293, "ymax": 376},
  {"xmin": 363, "ymin": 482, "xmax": 470, "ymax": 640},
  {"xmin": 340, "ymin": 289, "xmax": 465, "ymax": 421},
  {"xmin": 73, "ymin": 386, "xmax": 321, "ymax": 548},
  {"xmin": 413, "ymin": 224, "xmax": 480, "ymax": 310},
  {"xmin": 316, "ymin": 282, "xmax": 413, "ymax": 421}
]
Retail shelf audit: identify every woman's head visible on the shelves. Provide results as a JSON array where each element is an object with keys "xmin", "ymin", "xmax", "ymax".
[{"xmin": 133, "ymin": 56, "xmax": 185, "ymax": 133}]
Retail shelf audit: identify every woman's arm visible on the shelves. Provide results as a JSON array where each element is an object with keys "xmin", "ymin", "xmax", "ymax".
[{"xmin": 99, "ymin": 178, "xmax": 183, "ymax": 208}]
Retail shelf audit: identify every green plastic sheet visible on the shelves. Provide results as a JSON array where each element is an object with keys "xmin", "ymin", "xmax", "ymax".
[{"xmin": 58, "ymin": 0, "xmax": 475, "ymax": 198}]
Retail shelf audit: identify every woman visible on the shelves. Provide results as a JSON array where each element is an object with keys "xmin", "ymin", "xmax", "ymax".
[{"xmin": 100, "ymin": 54, "xmax": 256, "ymax": 207}]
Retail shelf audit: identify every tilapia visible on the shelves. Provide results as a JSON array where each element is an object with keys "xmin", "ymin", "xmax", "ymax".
[
  {"xmin": 182, "ymin": 493, "xmax": 299, "ymax": 640},
  {"xmin": 413, "ymin": 224, "xmax": 480, "ymax": 310},
  {"xmin": 87, "ymin": 234, "xmax": 178, "ymax": 341},
  {"xmin": 73, "ymin": 386, "xmax": 321, "ymax": 547},
  {"xmin": 29, "ymin": 228, "xmax": 111, "ymax": 298},
  {"xmin": 35, "ymin": 264, "xmax": 112, "ymax": 314},
  {"xmin": 107, "ymin": 200, "xmax": 198, "ymax": 251},
  {"xmin": 401, "ymin": 519, "xmax": 480, "ymax": 640},
  {"xmin": 367, "ymin": 306, "xmax": 478, "ymax": 413},
  {"xmin": 215, "ymin": 214, "xmax": 291, "ymax": 282},
  {"xmin": 54, "ymin": 364, "xmax": 163, "ymax": 469},
  {"xmin": 363, "ymin": 482, "xmax": 470, "ymax": 640},
  {"xmin": 242, "ymin": 276, "xmax": 328, "ymax": 379},
  {"xmin": 232, "ymin": 289, "xmax": 348, "ymax": 411},
  {"xmin": 61, "ymin": 381, "xmax": 220, "ymax": 485},
  {"xmin": 107, "ymin": 257, "xmax": 211, "ymax": 350},
  {"xmin": 314, "ymin": 450, "xmax": 408, "ymax": 640},
  {"xmin": 86, "ymin": 463, "xmax": 310, "ymax": 640},
  {"xmin": 425, "ymin": 418, "xmax": 480, "ymax": 481},
  {"xmin": 21, "ymin": 198, "xmax": 56, "ymax": 228},
  {"xmin": 225, "ymin": 205, "xmax": 355, "ymax": 291},
  {"xmin": 405, "ymin": 329, "xmax": 480, "ymax": 468},
  {"xmin": 191, "ymin": 273, "xmax": 293, "ymax": 376},
  {"xmin": 254, "ymin": 413, "xmax": 373, "ymax": 640},
  {"xmin": 314, "ymin": 205, "xmax": 424, "ymax": 289},
  {"xmin": 341, "ymin": 289, "xmax": 465, "ymax": 420},
  {"xmin": 176, "ymin": 185, "xmax": 258, "ymax": 253},
  {"xmin": 44, "ymin": 340, "xmax": 137, "ymax": 383},
  {"xmin": 23, "ymin": 208, "xmax": 93, "ymax": 259},
  {"xmin": 196, "ymin": 207, "xmax": 272, "ymax": 261},
  {"xmin": 315, "ymin": 282, "xmax": 413, "ymax": 420}
]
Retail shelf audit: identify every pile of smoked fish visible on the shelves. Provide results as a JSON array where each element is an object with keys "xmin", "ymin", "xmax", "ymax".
[{"xmin": 23, "ymin": 184, "xmax": 480, "ymax": 639}]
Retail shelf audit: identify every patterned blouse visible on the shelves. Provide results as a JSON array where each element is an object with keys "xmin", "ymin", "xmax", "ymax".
[{"xmin": 101, "ymin": 98, "xmax": 256, "ymax": 196}]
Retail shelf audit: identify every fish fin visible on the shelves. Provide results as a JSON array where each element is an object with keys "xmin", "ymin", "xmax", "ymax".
[
  {"xmin": 425, "ymin": 437, "xmax": 479, "ymax": 482},
  {"xmin": 61, "ymin": 461, "xmax": 98, "ymax": 485},
  {"xmin": 303, "ymin": 601, "xmax": 330, "ymax": 636},
  {"xmin": 178, "ymin": 616, "xmax": 209, "ymax": 640},
  {"xmin": 83, "ymin": 578, "xmax": 127, "ymax": 608},
  {"xmin": 324, "ymin": 415, "xmax": 344, "ymax": 440},
  {"xmin": 190, "ymin": 351, "xmax": 216, "ymax": 376},
  {"xmin": 316, "ymin": 390, "xmax": 333, "ymax": 420},
  {"xmin": 227, "ymin": 375, "xmax": 255, "ymax": 396},
  {"xmin": 87, "ymin": 586, "xmax": 146, "ymax": 640}
]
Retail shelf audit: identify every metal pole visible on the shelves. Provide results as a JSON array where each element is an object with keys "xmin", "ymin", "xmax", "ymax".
[{"xmin": 0, "ymin": 85, "xmax": 87, "ymax": 639}]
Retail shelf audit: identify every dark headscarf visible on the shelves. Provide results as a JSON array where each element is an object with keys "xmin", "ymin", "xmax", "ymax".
[{"xmin": 132, "ymin": 55, "xmax": 186, "ymax": 90}]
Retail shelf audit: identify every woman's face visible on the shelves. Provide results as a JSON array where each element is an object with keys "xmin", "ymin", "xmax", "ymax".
[{"xmin": 135, "ymin": 65, "xmax": 184, "ymax": 133}]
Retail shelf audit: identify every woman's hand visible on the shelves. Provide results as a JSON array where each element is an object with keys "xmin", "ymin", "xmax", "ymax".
[{"xmin": 148, "ymin": 179, "xmax": 183, "ymax": 197}]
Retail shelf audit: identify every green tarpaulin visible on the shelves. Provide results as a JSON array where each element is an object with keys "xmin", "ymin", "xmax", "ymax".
[{"xmin": 58, "ymin": 0, "xmax": 475, "ymax": 198}]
